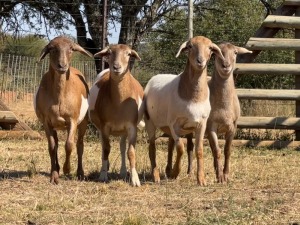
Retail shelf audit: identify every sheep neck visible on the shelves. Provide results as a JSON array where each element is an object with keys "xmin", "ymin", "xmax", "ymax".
[
  {"xmin": 210, "ymin": 70, "xmax": 236, "ymax": 105},
  {"xmin": 109, "ymin": 72, "xmax": 132, "ymax": 104},
  {"xmin": 178, "ymin": 63, "xmax": 209, "ymax": 102},
  {"xmin": 49, "ymin": 67, "xmax": 70, "ymax": 102}
]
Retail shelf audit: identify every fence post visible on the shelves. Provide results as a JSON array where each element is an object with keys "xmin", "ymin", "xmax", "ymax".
[{"xmin": 295, "ymin": 7, "xmax": 300, "ymax": 140}]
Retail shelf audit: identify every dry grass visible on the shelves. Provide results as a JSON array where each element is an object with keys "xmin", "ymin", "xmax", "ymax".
[{"xmin": 1, "ymin": 136, "xmax": 300, "ymax": 225}]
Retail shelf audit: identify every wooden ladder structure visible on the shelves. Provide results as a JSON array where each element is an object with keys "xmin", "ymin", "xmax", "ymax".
[
  {"xmin": 233, "ymin": 0, "xmax": 300, "ymax": 148},
  {"xmin": 0, "ymin": 100, "xmax": 41, "ymax": 139}
]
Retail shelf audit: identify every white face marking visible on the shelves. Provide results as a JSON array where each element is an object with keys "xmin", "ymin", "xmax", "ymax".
[{"xmin": 78, "ymin": 95, "xmax": 88, "ymax": 124}]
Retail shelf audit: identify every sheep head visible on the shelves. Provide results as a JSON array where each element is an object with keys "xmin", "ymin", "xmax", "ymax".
[
  {"xmin": 94, "ymin": 44, "xmax": 141, "ymax": 80},
  {"xmin": 38, "ymin": 36, "xmax": 93, "ymax": 74},
  {"xmin": 176, "ymin": 36, "xmax": 225, "ymax": 71},
  {"xmin": 215, "ymin": 42, "xmax": 252, "ymax": 78}
]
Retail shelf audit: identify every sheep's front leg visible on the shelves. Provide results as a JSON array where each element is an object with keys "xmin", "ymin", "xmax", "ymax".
[
  {"xmin": 223, "ymin": 129, "xmax": 235, "ymax": 182},
  {"xmin": 44, "ymin": 124, "xmax": 59, "ymax": 184},
  {"xmin": 194, "ymin": 121, "xmax": 207, "ymax": 186},
  {"xmin": 120, "ymin": 135, "xmax": 127, "ymax": 179},
  {"xmin": 145, "ymin": 119, "xmax": 159, "ymax": 183},
  {"xmin": 127, "ymin": 125, "xmax": 140, "ymax": 187},
  {"xmin": 99, "ymin": 132, "xmax": 110, "ymax": 182},
  {"xmin": 76, "ymin": 116, "xmax": 88, "ymax": 180},
  {"xmin": 64, "ymin": 120, "xmax": 77, "ymax": 175},
  {"xmin": 207, "ymin": 123, "xmax": 223, "ymax": 183}
]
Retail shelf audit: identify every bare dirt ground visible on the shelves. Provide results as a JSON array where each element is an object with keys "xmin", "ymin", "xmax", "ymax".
[{"xmin": 0, "ymin": 137, "xmax": 300, "ymax": 225}]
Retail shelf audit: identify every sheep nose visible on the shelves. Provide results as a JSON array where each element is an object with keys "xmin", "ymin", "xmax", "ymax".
[
  {"xmin": 113, "ymin": 63, "xmax": 121, "ymax": 70},
  {"xmin": 222, "ymin": 61, "xmax": 230, "ymax": 68},
  {"xmin": 197, "ymin": 57, "xmax": 203, "ymax": 64},
  {"xmin": 58, "ymin": 63, "xmax": 67, "ymax": 69}
]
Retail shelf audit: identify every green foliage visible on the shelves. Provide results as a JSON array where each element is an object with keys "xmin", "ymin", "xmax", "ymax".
[{"xmin": 0, "ymin": 34, "xmax": 47, "ymax": 57}]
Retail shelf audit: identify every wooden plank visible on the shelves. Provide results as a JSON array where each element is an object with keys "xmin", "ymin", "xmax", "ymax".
[
  {"xmin": 236, "ymin": 89, "xmax": 300, "ymax": 100},
  {"xmin": 263, "ymin": 15, "xmax": 300, "ymax": 29},
  {"xmin": 0, "ymin": 111, "xmax": 18, "ymax": 123},
  {"xmin": 0, "ymin": 131, "xmax": 41, "ymax": 140},
  {"xmin": 237, "ymin": 4, "xmax": 296, "ymax": 63},
  {"xmin": 155, "ymin": 137, "xmax": 300, "ymax": 150},
  {"xmin": 284, "ymin": 0, "xmax": 300, "ymax": 6},
  {"xmin": 237, "ymin": 116, "xmax": 300, "ymax": 130},
  {"xmin": 245, "ymin": 37, "xmax": 300, "ymax": 50},
  {"xmin": 234, "ymin": 63, "xmax": 300, "ymax": 75}
]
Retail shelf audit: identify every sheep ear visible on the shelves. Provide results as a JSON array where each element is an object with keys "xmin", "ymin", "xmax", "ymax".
[
  {"xmin": 176, "ymin": 41, "xmax": 189, "ymax": 58},
  {"xmin": 72, "ymin": 43, "xmax": 94, "ymax": 58},
  {"xmin": 130, "ymin": 49, "xmax": 141, "ymax": 61},
  {"xmin": 235, "ymin": 46, "xmax": 252, "ymax": 55},
  {"xmin": 210, "ymin": 43, "xmax": 225, "ymax": 61},
  {"xmin": 94, "ymin": 47, "xmax": 110, "ymax": 58},
  {"xmin": 38, "ymin": 45, "xmax": 49, "ymax": 62}
]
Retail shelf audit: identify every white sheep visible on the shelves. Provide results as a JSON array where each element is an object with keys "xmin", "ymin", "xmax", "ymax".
[
  {"xmin": 88, "ymin": 44, "xmax": 144, "ymax": 187},
  {"xmin": 34, "ymin": 36, "xmax": 93, "ymax": 184},
  {"xmin": 207, "ymin": 42, "xmax": 252, "ymax": 183},
  {"xmin": 144, "ymin": 36, "xmax": 225, "ymax": 186}
]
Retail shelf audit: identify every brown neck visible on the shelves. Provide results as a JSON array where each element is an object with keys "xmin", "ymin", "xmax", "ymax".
[
  {"xmin": 178, "ymin": 63, "xmax": 209, "ymax": 102},
  {"xmin": 110, "ymin": 72, "xmax": 132, "ymax": 103}
]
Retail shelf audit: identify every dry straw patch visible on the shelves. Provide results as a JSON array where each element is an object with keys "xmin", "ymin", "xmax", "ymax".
[{"xmin": 0, "ymin": 137, "xmax": 300, "ymax": 225}]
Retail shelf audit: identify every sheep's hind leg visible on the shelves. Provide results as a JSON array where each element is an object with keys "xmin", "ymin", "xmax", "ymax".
[
  {"xmin": 165, "ymin": 137, "xmax": 174, "ymax": 178},
  {"xmin": 145, "ymin": 120, "xmax": 159, "ymax": 183},
  {"xmin": 99, "ymin": 133, "xmax": 110, "ymax": 183},
  {"xmin": 76, "ymin": 116, "xmax": 88, "ymax": 180},
  {"xmin": 120, "ymin": 135, "xmax": 127, "ymax": 179},
  {"xmin": 186, "ymin": 133, "xmax": 194, "ymax": 175}
]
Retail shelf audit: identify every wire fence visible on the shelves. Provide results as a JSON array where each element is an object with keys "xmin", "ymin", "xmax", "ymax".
[{"xmin": 0, "ymin": 53, "xmax": 97, "ymax": 106}]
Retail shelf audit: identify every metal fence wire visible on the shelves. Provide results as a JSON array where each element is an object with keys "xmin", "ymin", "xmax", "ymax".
[{"xmin": 0, "ymin": 53, "xmax": 97, "ymax": 106}]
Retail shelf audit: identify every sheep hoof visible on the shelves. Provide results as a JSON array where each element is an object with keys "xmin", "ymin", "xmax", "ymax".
[
  {"xmin": 99, "ymin": 171, "xmax": 108, "ymax": 183},
  {"xmin": 131, "ymin": 170, "xmax": 141, "ymax": 187},
  {"xmin": 152, "ymin": 168, "xmax": 160, "ymax": 183},
  {"xmin": 197, "ymin": 177, "xmax": 206, "ymax": 186},
  {"xmin": 77, "ymin": 169, "xmax": 85, "ymax": 181},
  {"xmin": 120, "ymin": 167, "xmax": 127, "ymax": 179},
  {"xmin": 165, "ymin": 166, "xmax": 172, "ymax": 178},
  {"xmin": 170, "ymin": 168, "xmax": 180, "ymax": 179},
  {"xmin": 50, "ymin": 171, "xmax": 59, "ymax": 184},
  {"xmin": 63, "ymin": 163, "xmax": 71, "ymax": 175}
]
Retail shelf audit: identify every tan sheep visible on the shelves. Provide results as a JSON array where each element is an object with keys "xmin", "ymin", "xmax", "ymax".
[
  {"xmin": 34, "ymin": 36, "xmax": 93, "ymax": 184},
  {"xmin": 207, "ymin": 42, "xmax": 252, "ymax": 183},
  {"xmin": 88, "ymin": 44, "xmax": 144, "ymax": 187}
]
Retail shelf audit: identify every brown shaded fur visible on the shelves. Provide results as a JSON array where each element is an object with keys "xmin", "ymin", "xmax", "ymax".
[{"xmin": 35, "ymin": 36, "xmax": 92, "ymax": 184}]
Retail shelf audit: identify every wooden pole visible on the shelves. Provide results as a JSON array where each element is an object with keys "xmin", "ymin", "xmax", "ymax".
[
  {"xmin": 188, "ymin": 0, "xmax": 193, "ymax": 39},
  {"xmin": 295, "ymin": 7, "xmax": 300, "ymax": 140},
  {"xmin": 101, "ymin": 0, "xmax": 107, "ymax": 71}
]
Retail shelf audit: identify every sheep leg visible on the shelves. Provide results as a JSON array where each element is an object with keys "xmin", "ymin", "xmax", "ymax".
[
  {"xmin": 170, "ymin": 138, "xmax": 184, "ymax": 179},
  {"xmin": 127, "ymin": 125, "xmax": 140, "ymax": 187},
  {"xmin": 207, "ymin": 124, "xmax": 224, "ymax": 183},
  {"xmin": 99, "ymin": 133, "xmax": 110, "ymax": 182},
  {"xmin": 223, "ymin": 130, "xmax": 234, "ymax": 182},
  {"xmin": 120, "ymin": 135, "xmax": 127, "ymax": 179},
  {"xmin": 165, "ymin": 137, "xmax": 174, "ymax": 178},
  {"xmin": 194, "ymin": 122, "xmax": 207, "ymax": 186},
  {"xmin": 63, "ymin": 120, "xmax": 77, "ymax": 175},
  {"xmin": 186, "ymin": 133, "xmax": 194, "ymax": 175},
  {"xmin": 145, "ymin": 120, "xmax": 159, "ymax": 183},
  {"xmin": 169, "ymin": 125, "xmax": 183, "ymax": 179},
  {"xmin": 76, "ymin": 116, "xmax": 88, "ymax": 180},
  {"xmin": 45, "ymin": 124, "xmax": 59, "ymax": 184}
]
